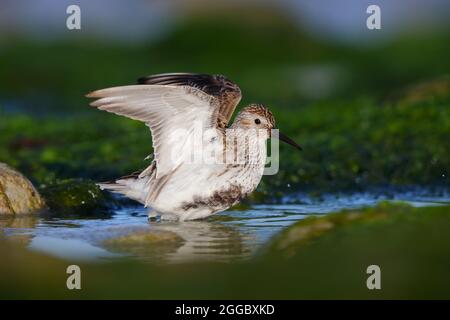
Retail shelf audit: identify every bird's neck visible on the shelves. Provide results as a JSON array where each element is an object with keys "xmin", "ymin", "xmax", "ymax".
[{"xmin": 223, "ymin": 128, "xmax": 267, "ymax": 168}]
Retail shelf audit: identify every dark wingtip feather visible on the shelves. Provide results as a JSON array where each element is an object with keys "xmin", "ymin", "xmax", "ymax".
[
  {"xmin": 135, "ymin": 72, "xmax": 242, "ymax": 126},
  {"xmin": 137, "ymin": 76, "xmax": 148, "ymax": 84},
  {"xmin": 137, "ymin": 72, "xmax": 199, "ymax": 85}
]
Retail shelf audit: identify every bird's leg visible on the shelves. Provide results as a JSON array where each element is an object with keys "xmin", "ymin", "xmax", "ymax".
[{"xmin": 147, "ymin": 209, "xmax": 160, "ymax": 222}]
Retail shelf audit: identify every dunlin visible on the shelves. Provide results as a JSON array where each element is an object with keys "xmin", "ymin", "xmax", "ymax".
[{"xmin": 87, "ymin": 73, "xmax": 301, "ymax": 220}]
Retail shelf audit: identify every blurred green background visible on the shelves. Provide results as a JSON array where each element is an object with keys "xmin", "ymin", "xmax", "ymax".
[{"xmin": 1, "ymin": 0, "xmax": 449, "ymax": 195}]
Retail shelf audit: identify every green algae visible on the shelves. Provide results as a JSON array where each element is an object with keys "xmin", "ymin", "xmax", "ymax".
[
  {"xmin": 39, "ymin": 179, "xmax": 122, "ymax": 216},
  {"xmin": 1, "ymin": 91, "xmax": 448, "ymax": 204}
]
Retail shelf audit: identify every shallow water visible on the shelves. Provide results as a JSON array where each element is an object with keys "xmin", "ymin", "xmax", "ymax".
[{"xmin": 1, "ymin": 190, "xmax": 449, "ymax": 264}]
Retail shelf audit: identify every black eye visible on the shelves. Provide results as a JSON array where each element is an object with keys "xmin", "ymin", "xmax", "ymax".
[{"xmin": 254, "ymin": 118, "xmax": 261, "ymax": 124}]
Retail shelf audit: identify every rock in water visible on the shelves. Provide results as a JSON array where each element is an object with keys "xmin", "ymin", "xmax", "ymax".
[{"xmin": 0, "ymin": 163, "xmax": 46, "ymax": 215}]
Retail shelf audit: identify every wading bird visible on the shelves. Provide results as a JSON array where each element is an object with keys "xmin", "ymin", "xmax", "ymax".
[{"xmin": 87, "ymin": 73, "xmax": 301, "ymax": 220}]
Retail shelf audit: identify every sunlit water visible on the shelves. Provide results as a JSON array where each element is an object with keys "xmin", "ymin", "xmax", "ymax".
[{"xmin": 1, "ymin": 190, "xmax": 448, "ymax": 264}]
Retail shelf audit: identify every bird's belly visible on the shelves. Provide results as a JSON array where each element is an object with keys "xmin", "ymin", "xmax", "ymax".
[{"xmin": 150, "ymin": 164, "xmax": 263, "ymax": 220}]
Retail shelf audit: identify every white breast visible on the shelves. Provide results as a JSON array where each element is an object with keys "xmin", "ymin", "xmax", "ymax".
[{"xmin": 149, "ymin": 129, "xmax": 267, "ymax": 220}]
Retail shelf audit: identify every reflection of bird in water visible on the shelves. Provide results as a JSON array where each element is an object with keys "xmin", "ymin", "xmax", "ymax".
[
  {"xmin": 147, "ymin": 219, "xmax": 254, "ymax": 263},
  {"xmin": 100, "ymin": 215, "xmax": 254, "ymax": 263},
  {"xmin": 88, "ymin": 73, "xmax": 302, "ymax": 221}
]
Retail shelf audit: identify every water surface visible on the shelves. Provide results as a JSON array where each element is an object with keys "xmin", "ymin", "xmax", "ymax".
[{"xmin": 1, "ymin": 190, "xmax": 448, "ymax": 264}]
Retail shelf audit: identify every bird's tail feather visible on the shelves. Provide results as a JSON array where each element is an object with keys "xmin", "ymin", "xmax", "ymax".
[
  {"xmin": 98, "ymin": 174, "xmax": 151, "ymax": 205},
  {"xmin": 98, "ymin": 162, "xmax": 156, "ymax": 205}
]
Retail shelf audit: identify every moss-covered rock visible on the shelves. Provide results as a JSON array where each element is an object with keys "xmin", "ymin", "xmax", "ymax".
[
  {"xmin": 39, "ymin": 178, "xmax": 121, "ymax": 216},
  {"xmin": 266, "ymin": 203, "xmax": 390, "ymax": 257},
  {"xmin": 265, "ymin": 202, "xmax": 448, "ymax": 258},
  {"xmin": 0, "ymin": 163, "xmax": 46, "ymax": 215}
]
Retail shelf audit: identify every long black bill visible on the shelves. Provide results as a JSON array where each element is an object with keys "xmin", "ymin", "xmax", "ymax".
[{"xmin": 278, "ymin": 132, "xmax": 303, "ymax": 151}]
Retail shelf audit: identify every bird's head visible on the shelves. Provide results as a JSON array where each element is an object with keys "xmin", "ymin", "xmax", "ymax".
[
  {"xmin": 233, "ymin": 104, "xmax": 275, "ymax": 130},
  {"xmin": 231, "ymin": 104, "xmax": 302, "ymax": 151}
]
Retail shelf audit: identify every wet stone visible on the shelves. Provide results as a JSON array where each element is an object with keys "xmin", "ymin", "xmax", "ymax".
[
  {"xmin": 0, "ymin": 163, "xmax": 46, "ymax": 215},
  {"xmin": 103, "ymin": 229, "xmax": 185, "ymax": 260}
]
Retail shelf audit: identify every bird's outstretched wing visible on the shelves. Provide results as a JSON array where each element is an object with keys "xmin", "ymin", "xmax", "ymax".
[
  {"xmin": 87, "ymin": 84, "xmax": 220, "ymax": 179},
  {"xmin": 138, "ymin": 73, "xmax": 242, "ymax": 128}
]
